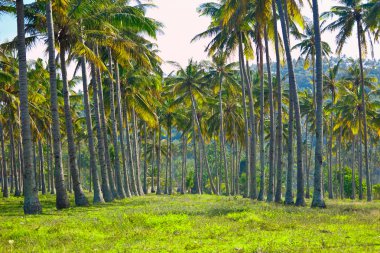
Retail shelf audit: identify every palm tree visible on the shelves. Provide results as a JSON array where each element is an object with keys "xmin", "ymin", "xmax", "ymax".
[
  {"xmin": 276, "ymin": 0, "xmax": 305, "ymax": 206},
  {"xmin": 322, "ymin": 0, "xmax": 377, "ymax": 201},
  {"xmin": 16, "ymin": 0, "xmax": 41, "ymax": 214}
]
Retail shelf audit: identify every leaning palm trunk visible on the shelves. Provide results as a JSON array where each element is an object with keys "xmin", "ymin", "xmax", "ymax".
[
  {"xmin": 218, "ymin": 77, "xmax": 230, "ymax": 195},
  {"xmin": 114, "ymin": 61, "xmax": 131, "ymax": 197},
  {"xmin": 107, "ymin": 50, "xmax": 125, "ymax": 199},
  {"xmin": 95, "ymin": 58, "xmax": 118, "ymax": 199},
  {"xmin": 80, "ymin": 57, "xmax": 103, "ymax": 203},
  {"xmin": 273, "ymin": 0, "xmax": 283, "ymax": 203},
  {"xmin": 356, "ymin": 19, "xmax": 372, "ymax": 201},
  {"xmin": 276, "ymin": 0, "xmax": 305, "ymax": 206},
  {"xmin": 59, "ymin": 48, "xmax": 89, "ymax": 206},
  {"xmin": 190, "ymin": 94, "xmax": 217, "ymax": 195},
  {"xmin": 91, "ymin": 63, "xmax": 113, "ymax": 202},
  {"xmin": 17, "ymin": 0, "xmax": 42, "ymax": 214},
  {"xmin": 10, "ymin": 122, "xmax": 21, "ymax": 196},
  {"xmin": 311, "ymin": 0, "xmax": 326, "ymax": 208},
  {"xmin": 0, "ymin": 123, "xmax": 9, "ymax": 198}
]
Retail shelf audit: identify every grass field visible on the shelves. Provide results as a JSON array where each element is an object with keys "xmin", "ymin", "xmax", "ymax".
[{"xmin": 0, "ymin": 194, "xmax": 379, "ymax": 252}]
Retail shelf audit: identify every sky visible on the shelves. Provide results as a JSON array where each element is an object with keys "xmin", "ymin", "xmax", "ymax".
[{"xmin": 0, "ymin": 0, "xmax": 379, "ymax": 74}]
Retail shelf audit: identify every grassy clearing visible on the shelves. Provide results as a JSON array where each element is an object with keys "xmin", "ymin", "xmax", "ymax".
[{"xmin": 0, "ymin": 194, "xmax": 379, "ymax": 252}]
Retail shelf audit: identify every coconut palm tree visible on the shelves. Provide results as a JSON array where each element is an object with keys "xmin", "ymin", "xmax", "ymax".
[{"xmin": 322, "ymin": 0, "xmax": 378, "ymax": 201}]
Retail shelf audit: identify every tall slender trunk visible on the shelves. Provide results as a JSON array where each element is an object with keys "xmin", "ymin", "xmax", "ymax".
[
  {"xmin": 190, "ymin": 95, "xmax": 217, "ymax": 194},
  {"xmin": 305, "ymin": 119, "xmax": 310, "ymax": 199},
  {"xmin": 276, "ymin": 0, "xmax": 305, "ymax": 206},
  {"xmin": 339, "ymin": 127, "xmax": 343, "ymax": 199},
  {"xmin": 95, "ymin": 55, "xmax": 118, "ymax": 199},
  {"xmin": 131, "ymin": 110, "xmax": 144, "ymax": 195},
  {"xmin": 114, "ymin": 62, "xmax": 131, "ymax": 197},
  {"xmin": 218, "ymin": 77, "xmax": 230, "ymax": 195},
  {"xmin": 356, "ymin": 19, "xmax": 372, "ymax": 201},
  {"xmin": 272, "ymin": 0, "xmax": 284, "ymax": 204},
  {"xmin": 328, "ymin": 117, "xmax": 333, "ymax": 199},
  {"xmin": 285, "ymin": 98, "xmax": 294, "ymax": 205},
  {"xmin": 59, "ymin": 48, "xmax": 88, "ymax": 206},
  {"xmin": 80, "ymin": 58, "xmax": 103, "ymax": 203},
  {"xmin": 311, "ymin": 0, "xmax": 326, "ymax": 208},
  {"xmin": 168, "ymin": 120, "xmax": 173, "ymax": 195},
  {"xmin": 143, "ymin": 123, "xmax": 148, "ymax": 194},
  {"xmin": 91, "ymin": 62, "xmax": 113, "ymax": 202},
  {"xmin": 358, "ymin": 123, "xmax": 363, "ymax": 200},
  {"xmin": 351, "ymin": 138, "xmax": 356, "ymax": 199},
  {"xmin": 10, "ymin": 122, "xmax": 21, "ymax": 196},
  {"xmin": 181, "ymin": 134, "xmax": 187, "ymax": 194},
  {"xmin": 18, "ymin": 0, "xmax": 41, "ymax": 213},
  {"xmin": 192, "ymin": 114, "xmax": 200, "ymax": 194},
  {"xmin": 0, "ymin": 123, "xmax": 9, "ymax": 198},
  {"xmin": 38, "ymin": 140, "xmax": 46, "ymax": 195},
  {"xmin": 107, "ymin": 49, "xmax": 125, "ymax": 199},
  {"xmin": 156, "ymin": 124, "xmax": 162, "ymax": 194},
  {"xmin": 124, "ymin": 99, "xmax": 138, "ymax": 195},
  {"xmin": 151, "ymin": 130, "xmax": 156, "ymax": 193},
  {"xmin": 238, "ymin": 33, "xmax": 252, "ymax": 198}
]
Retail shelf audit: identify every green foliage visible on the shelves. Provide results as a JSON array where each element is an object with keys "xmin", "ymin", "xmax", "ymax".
[
  {"xmin": 373, "ymin": 184, "xmax": 380, "ymax": 200},
  {"xmin": 0, "ymin": 194, "xmax": 379, "ymax": 252},
  {"xmin": 343, "ymin": 166, "xmax": 367, "ymax": 198}
]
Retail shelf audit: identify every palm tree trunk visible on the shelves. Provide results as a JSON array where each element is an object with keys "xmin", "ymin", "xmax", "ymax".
[
  {"xmin": 107, "ymin": 50, "xmax": 125, "ymax": 199},
  {"xmin": 191, "ymin": 114, "xmax": 200, "ymax": 194},
  {"xmin": 181, "ymin": 133, "xmax": 187, "ymax": 194},
  {"xmin": 168, "ymin": 120, "xmax": 173, "ymax": 195},
  {"xmin": 151, "ymin": 130, "xmax": 156, "ymax": 193},
  {"xmin": 48, "ymin": 131, "xmax": 55, "ymax": 194},
  {"xmin": 17, "ymin": 0, "xmax": 42, "ymax": 213},
  {"xmin": 0, "ymin": 123, "xmax": 9, "ymax": 198},
  {"xmin": 156, "ymin": 124, "xmax": 162, "ymax": 194},
  {"xmin": 218, "ymin": 77, "xmax": 230, "ymax": 195},
  {"xmin": 143, "ymin": 123, "xmax": 148, "ymax": 194},
  {"xmin": 338, "ymin": 127, "xmax": 343, "ymax": 199},
  {"xmin": 305, "ymin": 119, "xmax": 310, "ymax": 199},
  {"xmin": 131, "ymin": 109, "xmax": 144, "ymax": 196},
  {"xmin": 191, "ymin": 94, "xmax": 217, "ymax": 194},
  {"xmin": 237, "ymin": 34, "xmax": 252, "ymax": 198},
  {"xmin": 356, "ymin": 19, "xmax": 372, "ymax": 201},
  {"xmin": 95, "ymin": 56, "xmax": 118, "ymax": 199},
  {"xmin": 276, "ymin": 0, "xmax": 305, "ymax": 206},
  {"xmin": 328, "ymin": 117, "xmax": 333, "ymax": 199},
  {"xmin": 80, "ymin": 57, "xmax": 103, "ymax": 203},
  {"xmin": 38, "ymin": 140, "xmax": 46, "ymax": 195},
  {"xmin": 59, "ymin": 48, "xmax": 89, "ymax": 206},
  {"xmin": 351, "ymin": 138, "xmax": 356, "ymax": 199},
  {"xmin": 311, "ymin": 0, "xmax": 326, "ymax": 208},
  {"xmin": 10, "ymin": 122, "xmax": 21, "ymax": 196},
  {"xmin": 358, "ymin": 123, "xmax": 363, "ymax": 200},
  {"xmin": 272, "ymin": 0, "xmax": 284, "ymax": 204},
  {"xmin": 114, "ymin": 61, "xmax": 131, "ymax": 197},
  {"xmin": 91, "ymin": 62, "xmax": 113, "ymax": 202},
  {"xmin": 285, "ymin": 98, "xmax": 294, "ymax": 205}
]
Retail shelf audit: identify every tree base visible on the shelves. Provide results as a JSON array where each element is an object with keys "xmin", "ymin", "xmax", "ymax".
[{"xmin": 24, "ymin": 197, "xmax": 42, "ymax": 214}]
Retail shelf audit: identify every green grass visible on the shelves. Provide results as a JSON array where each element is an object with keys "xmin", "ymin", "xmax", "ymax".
[{"xmin": 0, "ymin": 194, "xmax": 379, "ymax": 252}]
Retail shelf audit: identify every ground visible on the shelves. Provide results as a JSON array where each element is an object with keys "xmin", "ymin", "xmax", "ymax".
[{"xmin": 0, "ymin": 194, "xmax": 379, "ymax": 252}]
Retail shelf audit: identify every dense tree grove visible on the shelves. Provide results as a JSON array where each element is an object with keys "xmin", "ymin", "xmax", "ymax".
[{"xmin": 0, "ymin": 0, "xmax": 379, "ymax": 215}]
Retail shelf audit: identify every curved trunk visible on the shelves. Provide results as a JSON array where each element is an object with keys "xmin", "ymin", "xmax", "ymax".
[
  {"xmin": 59, "ymin": 48, "xmax": 88, "ymax": 206},
  {"xmin": 107, "ymin": 50, "xmax": 125, "ymax": 199},
  {"xmin": 80, "ymin": 57, "xmax": 103, "ymax": 203},
  {"xmin": 357, "ymin": 19, "xmax": 372, "ymax": 201},
  {"xmin": 311, "ymin": 0, "xmax": 326, "ymax": 208},
  {"xmin": 114, "ymin": 61, "xmax": 131, "ymax": 197},
  {"xmin": 91, "ymin": 63, "xmax": 113, "ymax": 202}
]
